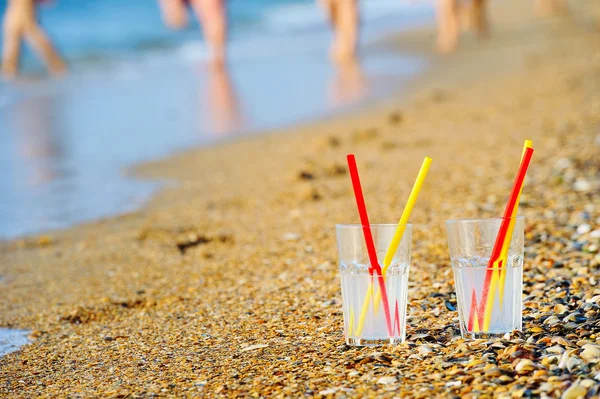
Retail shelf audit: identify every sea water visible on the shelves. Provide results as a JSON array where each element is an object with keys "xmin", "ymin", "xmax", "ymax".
[
  {"xmin": 0, "ymin": 0, "xmax": 434, "ymax": 239},
  {"xmin": 452, "ymin": 255, "xmax": 523, "ymax": 339},
  {"xmin": 339, "ymin": 262, "xmax": 409, "ymax": 346},
  {"xmin": 0, "ymin": 329, "xmax": 30, "ymax": 357}
]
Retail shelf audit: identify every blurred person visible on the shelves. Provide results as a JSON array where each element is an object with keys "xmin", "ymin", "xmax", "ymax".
[
  {"xmin": 436, "ymin": 0, "xmax": 488, "ymax": 54},
  {"xmin": 1, "ymin": 0, "xmax": 66, "ymax": 78},
  {"xmin": 329, "ymin": 56, "xmax": 366, "ymax": 107},
  {"xmin": 437, "ymin": 0, "xmax": 568, "ymax": 53},
  {"xmin": 158, "ymin": 0, "xmax": 227, "ymax": 66},
  {"xmin": 534, "ymin": 0, "xmax": 568, "ymax": 17},
  {"xmin": 4, "ymin": 94, "xmax": 65, "ymax": 187},
  {"xmin": 202, "ymin": 63, "xmax": 241, "ymax": 135},
  {"xmin": 319, "ymin": 0, "xmax": 359, "ymax": 62}
]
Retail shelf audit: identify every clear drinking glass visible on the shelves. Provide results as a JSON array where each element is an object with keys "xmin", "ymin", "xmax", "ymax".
[
  {"xmin": 446, "ymin": 217, "xmax": 524, "ymax": 339},
  {"xmin": 336, "ymin": 224, "xmax": 412, "ymax": 346}
]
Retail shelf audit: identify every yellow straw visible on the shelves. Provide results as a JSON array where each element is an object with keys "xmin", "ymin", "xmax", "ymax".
[
  {"xmin": 382, "ymin": 157, "xmax": 433, "ymax": 274},
  {"xmin": 481, "ymin": 140, "xmax": 532, "ymax": 331},
  {"xmin": 355, "ymin": 157, "xmax": 432, "ymax": 336}
]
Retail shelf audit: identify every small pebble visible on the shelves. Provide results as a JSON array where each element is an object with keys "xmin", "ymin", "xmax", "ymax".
[
  {"xmin": 561, "ymin": 383, "xmax": 587, "ymax": 399},
  {"xmin": 377, "ymin": 376, "xmax": 397, "ymax": 384},
  {"xmin": 577, "ymin": 224, "xmax": 592, "ymax": 235}
]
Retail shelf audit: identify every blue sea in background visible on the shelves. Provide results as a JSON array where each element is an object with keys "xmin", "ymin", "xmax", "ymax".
[
  {"xmin": 0, "ymin": 0, "xmax": 433, "ymax": 72},
  {"xmin": 0, "ymin": 0, "xmax": 435, "ymax": 239}
]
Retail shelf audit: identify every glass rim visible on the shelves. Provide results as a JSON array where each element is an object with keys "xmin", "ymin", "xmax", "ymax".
[
  {"xmin": 336, "ymin": 223, "xmax": 413, "ymax": 229},
  {"xmin": 451, "ymin": 265, "xmax": 522, "ymax": 270},
  {"xmin": 445, "ymin": 216, "xmax": 524, "ymax": 225},
  {"xmin": 338, "ymin": 273, "xmax": 408, "ymax": 277}
]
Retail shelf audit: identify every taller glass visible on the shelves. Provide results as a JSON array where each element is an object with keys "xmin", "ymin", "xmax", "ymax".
[
  {"xmin": 446, "ymin": 217, "xmax": 524, "ymax": 339},
  {"xmin": 336, "ymin": 224, "xmax": 412, "ymax": 346}
]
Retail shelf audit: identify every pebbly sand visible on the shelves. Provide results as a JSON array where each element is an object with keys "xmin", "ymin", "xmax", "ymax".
[{"xmin": 1, "ymin": 0, "xmax": 600, "ymax": 397}]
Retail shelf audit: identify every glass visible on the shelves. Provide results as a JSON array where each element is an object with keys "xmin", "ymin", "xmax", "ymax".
[
  {"xmin": 446, "ymin": 217, "xmax": 524, "ymax": 339},
  {"xmin": 336, "ymin": 224, "xmax": 412, "ymax": 346}
]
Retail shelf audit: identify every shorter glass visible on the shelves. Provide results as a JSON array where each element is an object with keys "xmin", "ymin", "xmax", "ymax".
[
  {"xmin": 446, "ymin": 217, "xmax": 524, "ymax": 339},
  {"xmin": 336, "ymin": 224, "xmax": 412, "ymax": 346}
]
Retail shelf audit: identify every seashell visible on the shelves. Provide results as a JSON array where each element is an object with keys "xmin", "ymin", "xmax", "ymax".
[
  {"xmin": 580, "ymin": 379, "xmax": 596, "ymax": 388},
  {"xmin": 319, "ymin": 388, "xmax": 338, "ymax": 395},
  {"xmin": 581, "ymin": 344, "xmax": 600, "ymax": 362},
  {"xmin": 539, "ymin": 382, "xmax": 553, "ymax": 392},
  {"xmin": 577, "ymin": 224, "xmax": 592, "ymax": 235},
  {"xmin": 418, "ymin": 345, "xmax": 433, "ymax": 356},
  {"xmin": 563, "ymin": 312, "xmax": 587, "ymax": 323},
  {"xmin": 577, "ymin": 340, "xmax": 594, "ymax": 347},
  {"xmin": 554, "ymin": 304, "xmax": 568, "ymax": 314},
  {"xmin": 377, "ymin": 376, "xmax": 397, "ymax": 384},
  {"xmin": 567, "ymin": 357, "xmax": 584, "ymax": 373},
  {"xmin": 467, "ymin": 359, "xmax": 484, "ymax": 368},
  {"xmin": 542, "ymin": 355, "xmax": 560, "ymax": 368},
  {"xmin": 547, "ymin": 345, "xmax": 566, "ymax": 354},
  {"xmin": 558, "ymin": 351, "xmax": 571, "ymax": 369},
  {"xmin": 532, "ymin": 369, "xmax": 548, "ymax": 377},
  {"xmin": 485, "ymin": 368, "xmax": 503, "ymax": 377},
  {"xmin": 515, "ymin": 359, "xmax": 535, "ymax": 374},
  {"xmin": 544, "ymin": 316, "xmax": 561, "ymax": 326},
  {"xmin": 561, "ymin": 383, "xmax": 587, "ymax": 399},
  {"xmin": 551, "ymin": 336, "xmax": 572, "ymax": 346},
  {"xmin": 481, "ymin": 353, "xmax": 495, "ymax": 362}
]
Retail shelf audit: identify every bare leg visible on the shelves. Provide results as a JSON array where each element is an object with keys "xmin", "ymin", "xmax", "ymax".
[
  {"xmin": 157, "ymin": 0, "xmax": 188, "ymax": 29},
  {"xmin": 24, "ymin": 23, "xmax": 66, "ymax": 75},
  {"xmin": 1, "ymin": 18, "xmax": 22, "ymax": 79},
  {"xmin": 534, "ymin": 0, "xmax": 568, "ymax": 17},
  {"xmin": 2, "ymin": 0, "xmax": 66, "ymax": 77},
  {"xmin": 330, "ymin": 56, "xmax": 366, "ymax": 106},
  {"xmin": 191, "ymin": 0, "xmax": 227, "ymax": 66},
  {"xmin": 471, "ymin": 0, "xmax": 489, "ymax": 37},
  {"xmin": 320, "ymin": 0, "xmax": 358, "ymax": 62},
  {"xmin": 335, "ymin": 0, "xmax": 358, "ymax": 61},
  {"xmin": 319, "ymin": 0, "xmax": 336, "ymax": 25},
  {"xmin": 206, "ymin": 63, "xmax": 240, "ymax": 135},
  {"xmin": 437, "ymin": 0, "xmax": 460, "ymax": 53}
]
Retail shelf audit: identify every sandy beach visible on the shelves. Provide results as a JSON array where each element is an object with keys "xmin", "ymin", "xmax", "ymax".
[{"xmin": 1, "ymin": 0, "xmax": 600, "ymax": 397}]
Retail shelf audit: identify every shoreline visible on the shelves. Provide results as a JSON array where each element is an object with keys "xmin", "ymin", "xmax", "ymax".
[
  {"xmin": 0, "ymin": 15, "xmax": 434, "ymax": 241},
  {"xmin": 1, "ymin": 0, "xmax": 600, "ymax": 397}
]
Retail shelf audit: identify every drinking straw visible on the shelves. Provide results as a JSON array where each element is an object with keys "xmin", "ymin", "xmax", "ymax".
[
  {"xmin": 393, "ymin": 300, "xmax": 401, "ymax": 336},
  {"xmin": 467, "ymin": 145, "xmax": 534, "ymax": 332},
  {"xmin": 355, "ymin": 157, "xmax": 432, "ymax": 336},
  {"xmin": 382, "ymin": 157, "xmax": 432, "ymax": 274},
  {"xmin": 346, "ymin": 154, "xmax": 393, "ymax": 336},
  {"xmin": 469, "ymin": 141, "xmax": 532, "ymax": 332},
  {"xmin": 497, "ymin": 140, "xmax": 533, "ymax": 307},
  {"xmin": 481, "ymin": 141, "xmax": 533, "ymax": 331}
]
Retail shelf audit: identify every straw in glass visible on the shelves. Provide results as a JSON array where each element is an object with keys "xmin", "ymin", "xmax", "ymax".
[
  {"xmin": 346, "ymin": 154, "xmax": 393, "ymax": 336},
  {"xmin": 355, "ymin": 157, "xmax": 432, "ymax": 336},
  {"xmin": 467, "ymin": 144, "xmax": 534, "ymax": 332}
]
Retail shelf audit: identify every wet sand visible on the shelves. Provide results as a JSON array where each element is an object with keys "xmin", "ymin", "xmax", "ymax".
[{"xmin": 1, "ymin": 0, "xmax": 600, "ymax": 397}]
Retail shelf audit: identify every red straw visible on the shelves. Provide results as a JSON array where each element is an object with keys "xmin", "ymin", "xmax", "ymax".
[
  {"xmin": 468, "ymin": 147, "xmax": 534, "ymax": 330},
  {"xmin": 346, "ymin": 154, "xmax": 393, "ymax": 336}
]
